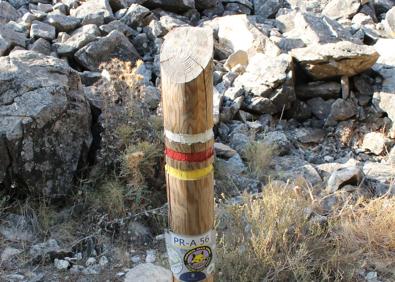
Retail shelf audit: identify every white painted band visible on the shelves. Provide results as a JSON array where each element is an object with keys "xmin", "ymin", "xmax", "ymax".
[{"xmin": 164, "ymin": 128, "xmax": 214, "ymax": 145}]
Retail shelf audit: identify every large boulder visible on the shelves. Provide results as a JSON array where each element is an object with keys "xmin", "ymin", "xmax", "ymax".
[
  {"xmin": 70, "ymin": 0, "xmax": 114, "ymax": 22},
  {"xmin": 372, "ymin": 39, "xmax": 395, "ymax": 138},
  {"xmin": 383, "ymin": 7, "xmax": 395, "ymax": 38},
  {"xmin": 253, "ymin": 0, "xmax": 284, "ymax": 19},
  {"xmin": 0, "ymin": 24, "xmax": 27, "ymax": 56},
  {"xmin": 143, "ymin": 0, "xmax": 195, "ymax": 12},
  {"xmin": 234, "ymin": 53, "xmax": 295, "ymax": 114},
  {"xmin": 285, "ymin": 12, "xmax": 356, "ymax": 45},
  {"xmin": 291, "ymin": 41, "xmax": 379, "ymax": 80},
  {"xmin": 205, "ymin": 14, "xmax": 280, "ymax": 58},
  {"xmin": 74, "ymin": 30, "xmax": 140, "ymax": 71},
  {"xmin": 322, "ymin": 0, "xmax": 361, "ymax": 19},
  {"xmin": 0, "ymin": 1, "xmax": 19, "ymax": 24},
  {"xmin": 0, "ymin": 51, "xmax": 92, "ymax": 197}
]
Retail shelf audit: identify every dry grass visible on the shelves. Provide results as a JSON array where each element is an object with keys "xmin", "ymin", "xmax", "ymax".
[
  {"xmin": 244, "ymin": 141, "xmax": 276, "ymax": 179},
  {"xmin": 216, "ymin": 183, "xmax": 395, "ymax": 281}
]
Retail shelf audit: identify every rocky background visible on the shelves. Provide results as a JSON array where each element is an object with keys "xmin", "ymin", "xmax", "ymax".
[{"xmin": 0, "ymin": 0, "xmax": 395, "ymax": 281}]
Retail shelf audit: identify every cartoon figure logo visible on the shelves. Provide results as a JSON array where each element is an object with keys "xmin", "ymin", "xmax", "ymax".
[{"xmin": 183, "ymin": 246, "xmax": 212, "ymax": 272}]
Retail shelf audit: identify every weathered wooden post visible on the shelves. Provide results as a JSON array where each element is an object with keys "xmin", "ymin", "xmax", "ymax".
[{"xmin": 160, "ymin": 27, "xmax": 215, "ymax": 282}]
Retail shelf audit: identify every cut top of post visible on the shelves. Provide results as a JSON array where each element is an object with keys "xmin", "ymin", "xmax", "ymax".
[{"xmin": 160, "ymin": 27, "xmax": 214, "ymax": 84}]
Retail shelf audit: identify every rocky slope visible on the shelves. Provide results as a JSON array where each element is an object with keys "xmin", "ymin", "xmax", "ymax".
[{"xmin": 0, "ymin": 0, "xmax": 395, "ymax": 281}]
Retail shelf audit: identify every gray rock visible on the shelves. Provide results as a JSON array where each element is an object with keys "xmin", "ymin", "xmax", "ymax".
[
  {"xmin": 140, "ymin": 85, "xmax": 160, "ymax": 110},
  {"xmin": 224, "ymin": 50, "xmax": 248, "ymax": 71},
  {"xmin": 296, "ymin": 81, "xmax": 341, "ymax": 100},
  {"xmin": 322, "ymin": 0, "xmax": 361, "ymax": 19},
  {"xmin": 46, "ymin": 14, "xmax": 81, "ymax": 32},
  {"xmin": 289, "ymin": 99, "xmax": 312, "ymax": 121},
  {"xmin": 215, "ymin": 142, "xmax": 237, "ymax": 159},
  {"xmin": 0, "ymin": 51, "xmax": 92, "ymax": 197},
  {"xmin": 55, "ymin": 24, "xmax": 100, "ymax": 56},
  {"xmin": 295, "ymin": 128, "xmax": 326, "ymax": 144},
  {"xmin": 30, "ymin": 21, "xmax": 56, "ymax": 41},
  {"xmin": 363, "ymin": 161, "xmax": 395, "ymax": 191},
  {"xmin": 30, "ymin": 38, "xmax": 51, "ymax": 55},
  {"xmin": 253, "ymin": 0, "xmax": 284, "ymax": 19},
  {"xmin": 75, "ymin": 30, "xmax": 140, "ymax": 71},
  {"xmin": 326, "ymin": 98, "xmax": 357, "ymax": 125},
  {"xmin": 0, "ymin": 214, "xmax": 34, "ymax": 242},
  {"xmin": 234, "ymin": 53, "xmax": 295, "ymax": 114},
  {"xmin": 100, "ymin": 20, "xmax": 135, "ymax": 36},
  {"xmin": 271, "ymin": 155, "xmax": 322, "ymax": 186},
  {"xmin": 37, "ymin": 3, "xmax": 53, "ymax": 13},
  {"xmin": 124, "ymin": 263, "xmax": 172, "ymax": 282},
  {"xmin": 261, "ymin": 130, "xmax": 292, "ymax": 155},
  {"xmin": 85, "ymin": 257, "xmax": 96, "ymax": 266},
  {"xmin": 1, "ymin": 247, "xmax": 22, "ymax": 261},
  {"xmin": 120, "ymin": 4, "xmax": 151, "ymax": 28},
  {"xmin": 326, "ymin": 166, "xmax": 363, "ymax": 193},
  {"xmin": 99, "ymin": 256, "xmax": 109, "ymax": 266},
  {"xmin": 0, "ymin": 1, "xmax": 20, "ymax": 24},
  {"xmin": 146, "ymin": 19, "xmax": 166, "ymax": 38},
  {"xmin": 54, "ymin": 258, "xmax": 70, "ymax": 270},
  {"xmin": 205, "ymin": 14, "xmax": 280, "ymax": 58},
  {"xmin": 291, "ymin": 41, "xmax": 379, "ymax": 80},
  {"xmin": 8, "ymin": 0, "xmax": 29, "ymax": 9},
  {"xmin": 286, "ymin": 12, "xmax": 356, "ymax": 45},
  {"xmin": 372, "ymin": 39, "xmax": 395, "ymax": 138},
  {"xmin": 307, "ymin": 97, "xmax": 334, "ymax": 120},
  {"xmin": 81, "ymin": 12, "xmax": 105, "ymax": 26},
  {"xmin": 70, "ymin": 0, "xmax": 114, "ymax": 22},
  {"xmin": 143, "ymin": 0, "xmax": 195, "ymax": 13},
  {"xmin": 29, "ymin": 239, "xmax": 60, "ymax": 260},
  {"xmin": 196, "ymin": 0, "xmax": 219, "ymax": 10},
  {"xmin": 0, "ymin": 24, "xmax": 27, "ymax": 56},
  {"xmin": 383, "ymin": 7, "xmax": 395, "ymax": 37},
  {"xmin": 361, "ymin": 132, "xmax": 388, "ymax": 155}
]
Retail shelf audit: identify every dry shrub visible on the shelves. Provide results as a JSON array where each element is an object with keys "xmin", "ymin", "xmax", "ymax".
[
  {"xmin": 216, "ymin": 183, "xmax": 395, "ymax": 281},
  {"xmin": 90, "ymin": 180, "xmax": 126, "ymax": 218},
  {"xmin": 244, "ymin": 141, "xmax": 276, "ymax": 179}
]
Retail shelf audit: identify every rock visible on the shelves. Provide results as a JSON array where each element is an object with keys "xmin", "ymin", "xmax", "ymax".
[
  {"xmin": 234, "ymin": 53, "xmax": 295, "ymax": 114},
  {"xmin": 54, "ymin": 258, "xmax": 70, "ymax": 270},
  {"xmin": 224, "ymin": 50, "xmax": 248, "ymax": 71},
  {"xmin": 0, "ymin": 1, "xmax": 19, "ymax": 24},
  {"xmin": 30, "ymin": 38, "xmax": 51, "ymax": 55},
  {"xmin": 322, "ymin": 0, "xmax": 361, "ymax": 19},
  {"xmin": 100, "ymin": 20, "xmax": 135, "ymax": 36},
  {"xmin": 0, "ymin": 51, "xmax": 92, "ymax": 196},
  {"xmin": 30, "ymin": 21, "xmax": 56, "ymax": 41},
  {"xmin": 307, "ymin": 97, "xmax": 334, "ymax": 120},
  {"xmin": 145, "ymin": 249, "xmax": 156, "ymax": 263},
  {"xmin": 260, "ymin": 130, "xmax": 292, "ymax": 155},
  {"xmin": 196, "ymin": 0, "xmax": 219, "ymax": 10},
  {"xmin": 0, "ymin": 24, "xmax": 27, "ymax": 56},
  {"xmin": 86, "ymin": 257, "xmax": 96, "ymax": 266},
  {"xmin": 286, "ymin": 12, "xmax": 356, "ymax": 45},
  {"xmin": 55, "ymin": 24, "xmax": 100, "ymax": 56},
  {"xmin": 46, "ymin": 14, "xmax": 81, "ymax": 32},
  {"xmin": 124, "ymin": 263, "xmax": 172, "ymax": 282},
  {"xmin": 75, "ymin": 30, "xmax": 140, "ymax": 71},
  {"xmin": 363, "ymin": 161, "xmax": 395, "ymax": 184},
  {"xmin": 8, "ymin": 0, "xmax": 29, "ymax": 9},
  {"xmin": 29, "ymin": 239, "xmax": 60, "ymax": 261},
  {"xmin": 291, "ymin": 41, "xmax": 379, "ymax": 80},
  {"xmin": 1, "ymin": 247, "xmax": 22, "ymax": 261},
  {"xmin": 326, "ymin": 98, "xmax": 357, "ymax": 125},
  {"xmin": 383, "ymin": 7, "xmax": 395, "ymax": 37},
  {"xmin": 71, "ymin": 0, "xmax": 114, "ymax": 22},
  {"xmin": 143, "ymin": 0, "xmax": 195, "ymax": 13},
  {"xmin": 37, "ymin": 3, "xmax": 53, "ymax": 13},
  {"xmin": 362, "ymin": 132, "xmax": 388, "ymax": 155},
  {"xmin": 0, "ymin": 214, "xmax": 34, "ymax": 242},
  {"xmin": 271, "ymin": 155, "xmax": 322, "ymax": 186},
  {"xmin": 140, "ymin": 85, "xmax": 160, "ymax": 110},
  {"xmin": 296, "ymin": 81, "xmax": 341, "ymax": 100},
  {"xmin": 289, "ymin": 99, "xmax": 312, "ymax": 121},
  {"xmin": 341, "ymin": 76, "xmax": 350, "ymax": 99},
  {"xmin": 81, "ymin": 12, "xmax": 105, "ymax": 26},
  {"xmin": 326, "ymin": 166, "xmax": 363, "ymax": 193},
  {"xmin": 99, "ymin": 256, "xmax": 109, "ymax": 266},
  {"xmin": 295, "ymin": 128, "xmax": 326, "ymax": 144},
  {"xmin": 215, "ymin": 142, "xmax": 237, "ymax": 159},
  {"xmin": 253, "ymin": 0, "xmax": 284, "ymax": 19},
  {"xmin": 120, "ymin": 4, "xmax": 151, "ymax": 28},
  {"xmin": 206, "ymin": 14, "xmax": 280, "ymax": 58},
  {"xmin": 372, "ymin": 39, "xmax": 395, "ymax": 138}
]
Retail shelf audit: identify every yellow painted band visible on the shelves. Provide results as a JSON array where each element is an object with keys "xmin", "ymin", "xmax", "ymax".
[{"xmin": 165, "ymin": 164, "xmax": 213, "ymax": 181}]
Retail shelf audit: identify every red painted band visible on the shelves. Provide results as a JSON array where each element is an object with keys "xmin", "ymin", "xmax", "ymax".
[{"xmin": 165, "ymin": 147, "xmax": 214, "ymax": 162}]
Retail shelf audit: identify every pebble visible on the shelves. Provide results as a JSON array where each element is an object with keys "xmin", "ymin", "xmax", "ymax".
[
  {"xmin": 54, "ymin": 258, "xmax": 70, "ymax": 270},
  {"xmin": 85, "ymin": 257, "xmax": 96, "ymax": 266},
  {"xmin": 145, "ymin": 250, "xmax": 156, "ymax": 263},
  {"xmin": 131, "ymin": 255, "xmax": 141, "ymax": 263},
  {"xmin": 99, "ymin": 256, "xmax": 109, "ymax": 266}
]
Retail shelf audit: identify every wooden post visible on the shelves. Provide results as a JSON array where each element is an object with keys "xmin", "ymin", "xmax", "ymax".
[{"xmin": 161, "ymin": 27, "xmax": 215, "ymax": 282}]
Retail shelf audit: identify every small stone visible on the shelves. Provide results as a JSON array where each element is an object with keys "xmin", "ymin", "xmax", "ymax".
[
  {"xmin": 215, "ymin": 142, "xmax": 237, "ymax": 159},
  {"xmin": 145, "ymin": 250, "xmax": 156, "ymax": 263},
  {"xmin": 54, "ymin": 258, "xmax": 70, "ymax": 270},
  {"xmin": 30, "ymin": 38, "xmax": 51, "ymax": 55},
  {"xmin": 30, "ymin": 21, "xmax": 56, "ymax": 41},
  {"xmin": 70, "ymin": 265, "xmax": 85, "ymax": 273},
  {"xmin": 99, "ymin": 256, "xmax": 109, "ymax": 266},
  {"xmin": 326, "ymin": 166, "xmax": 363, "ymax": 193},
  {"xmin": 123, "ymin": 263, "xmax": 172, "ymax": 282},
  {"xmin": 131, "ymin": 255, "xmax": 141, "ymax": 263},
  {"xmin": 75, "ymin": 252, "xmax": 83, "ymax": 261},
  {"xmin": 46, "ymin": 14, "xmax": 81, "ymax": 32},
  {"xmin": 224, "ymin": 50, "xmax": 248, "ymax": 71},
  {"xmin": 1, "ymin": 247, "xmax": 22, "ymax": 261},
  {"xmin": 362, "ymin": 132, "xmax": 388, "ymax": 155},
  {"xmin": 86, "ymin": 257, "xmax": 96, "ymax": 266}
]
